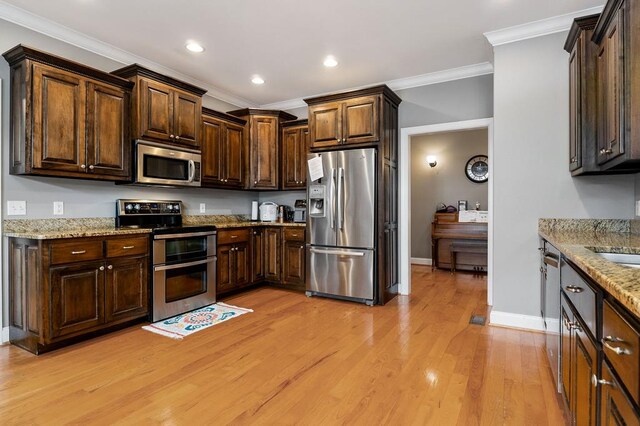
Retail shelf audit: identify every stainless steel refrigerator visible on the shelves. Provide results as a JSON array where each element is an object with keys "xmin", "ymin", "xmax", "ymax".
[{"xmin": 306, "ymin": 148, "xmax": 376, "ymax": 305}]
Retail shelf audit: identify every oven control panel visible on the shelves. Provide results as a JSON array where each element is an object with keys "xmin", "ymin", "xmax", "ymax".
[{"xmin": 117, "ymin": 199, "xmax": 182, "ymax": 216}]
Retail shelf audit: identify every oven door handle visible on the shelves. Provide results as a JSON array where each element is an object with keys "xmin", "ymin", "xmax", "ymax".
[
  {"xmin": 154, "ymin": 231, "xmax": 216, "ymax": 240},
  {"xmin": 153, "ymin": 257, "xmax": 214, "ymax": 272}
]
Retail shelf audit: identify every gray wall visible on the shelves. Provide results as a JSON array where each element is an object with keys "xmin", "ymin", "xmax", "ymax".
[
  {"xmin": 397, "ymin": 75, "xmax": 494, "ymax": 128},
  {"xmin": 411, "ymin": 129, "xmax": 488, "ymax": 259},
  {"xmin": 493, "ymin": 32, "xmax": 636, "ymax": 318}
]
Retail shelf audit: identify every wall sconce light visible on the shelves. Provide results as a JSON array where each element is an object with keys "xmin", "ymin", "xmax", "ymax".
[{"xmin": 426, "ymin": 155, "xmax": 437, "ymax": 168}]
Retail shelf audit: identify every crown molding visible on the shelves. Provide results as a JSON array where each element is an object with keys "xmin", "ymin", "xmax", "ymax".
[
  {"xmin": 260, "ymin": 62, "xmax": 494, "ymax": 110},
  {"xmin": 0, "ymin": 1, "xmax": 256, "ymax": 108},
  {"xmin": 484, "ymin": 6, "xmax": 605, "ymax": 47}
]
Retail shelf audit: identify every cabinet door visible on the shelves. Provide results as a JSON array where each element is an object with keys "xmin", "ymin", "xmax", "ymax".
[
  {"xmin": 86, "ymin": 82, "xmax": 130, "ymax": 179},
  {"xmin": 50, "ymin": 261, "xmax": 104, "ymax": 338},
  {"xmin": 201, "ymin": 117, "xmax": 224, "ymax": 184},
  {"xmin": 32, "ymin": 63, "xmax": 86, "ymax": 173},
  {"xmin": 173, "ymin": 91, "xmax": 201, "ymax": 147},
  {"xmin": 597, "ymin": 5, "xmax": 625, "ymax": 165},
  {"xmin": 234, "ymin": 242, "xmax": 251, "ymax": 288},
  {"xmin": 216, "ymin": 244, "xmax": 234, "ymax": 293},
  {"xmin": 282, "ymin": 240, "xmax": 305, "ymax": 287},
  {"xmin": 250, "ymin": 116, "xmax": 279, "ymax": 189},
  {"xmin": 574, "ymin": 321, "xmax": 597, "ymax": 426},
  {"xmin": 299, "ymin": 127, "xmax": 309, "ymax": 186},
  {"xmin": 139, "ymin": 78, "xmax": 173, "ymax": 142},
  {"xmin": 281, "ymin": 127, "xmax": 301, "ymax": 189},
  {"xmin": 343, "ymin": 96, "xmax": 379, "ymax": 145},
  {"xmin": 309, "ymin": 102, "xmax": 342, "ymax": 148},
  {"xmin": 264, "ymin": 228, "xmax": 282, "ymax": 281},
  {"xmin": 600, "ymin": 362, "xmax": 640, "ymax": 426},
  {"xmin": 251, "ymin": 228, "xmax": 265, "ymax": 283},
  {"xmin": 105, "ymin": 256, "xmax": 148, "ymax": 323},
  {"xmin": 569, "ymin": 40, "xmax": 582, "ymax": 172},
  {"xmin": 225, "ymin": 122, "xmax": 245, "ymax": 188}
]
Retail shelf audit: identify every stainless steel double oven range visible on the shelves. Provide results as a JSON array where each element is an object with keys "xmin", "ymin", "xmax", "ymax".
[{"xmin": 116, "ymin": 200, "xmax": 216, "ymax": 322}]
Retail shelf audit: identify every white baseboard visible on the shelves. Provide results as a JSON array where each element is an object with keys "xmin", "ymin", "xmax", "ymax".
[
  {"xmin": 489, "ymin": 310, "xmax": 545, "ymax": 332},
  {"xmin": 1, "ymin": 327, "xmax": 9, "ymax": 344},
  {"xmin": 411, "ymin": 257, "xmax": 432, "ymax": 266}
]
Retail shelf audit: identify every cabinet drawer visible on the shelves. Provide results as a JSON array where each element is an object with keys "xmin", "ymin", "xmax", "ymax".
[
  {"xmin": 106, "ymin": 236, "xmax": 149, "ymax": 258},
  {"xmin": 217, "ymin": 228, "xmax": 250, "ymax": 245},
  {"xmin": 561, "ymin": 260, "xmax": 597, "ymax": 338},
  {"xmin": 50, "ymin": 240, "xmax": 103, "ymax": 264},
  {"xmin": 284, "ymin": 228, "xmax": 305, "ymax": 242},
  {"xmin": 603, "ymin": 300, "xmax": 639, "ymax": 403}
]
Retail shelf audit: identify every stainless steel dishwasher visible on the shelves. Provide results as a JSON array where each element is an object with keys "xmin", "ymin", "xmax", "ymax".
[{"xmin": 540, "ymin": 240, "xmax": 561, "ymax": 393}]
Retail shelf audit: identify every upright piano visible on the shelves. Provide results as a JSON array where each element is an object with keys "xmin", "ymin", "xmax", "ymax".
[{"xmin": 431, "ymin": 212, "xmax": 488, "ymax": 272}]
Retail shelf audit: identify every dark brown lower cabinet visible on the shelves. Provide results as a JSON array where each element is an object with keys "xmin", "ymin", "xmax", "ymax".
[
  {"xmin": 9, "ymin": 235, "xmax": 149, "ymax": 354},
  {"xmin": 264, "ymin": 227, "xmax": 282, "ymax": 282},
  {"xmin": 251, "ymin": 228, "xmax": 265, "ymax": 283},
  {"xmin": 282, "ymin": 229, "xmax": 305, "ymax": 290},
  {"xmin": 216, "ymin": 228, "xmax": 252, "ymax": 296},
  {"xmin": 560, "ymin": 293, "xmax": 598, "ymax": 425},
  {"xmin": 600, "ymin": 361, "xmax": 640, "ymax": 425},
  {"xmin": 50, "ymin": 261, "xmax": 105, "ymax": 339}
]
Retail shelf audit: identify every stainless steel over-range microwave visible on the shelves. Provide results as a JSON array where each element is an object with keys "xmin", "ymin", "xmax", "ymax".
[{"xmin": 134, "ymin": 140, "xmax": 201, "ymax": 187}]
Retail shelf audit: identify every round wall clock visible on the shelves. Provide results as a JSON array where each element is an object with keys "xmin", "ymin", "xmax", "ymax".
[{"xmin": 465, "ymin": 155, "xmax": 489, "ymax": 183}]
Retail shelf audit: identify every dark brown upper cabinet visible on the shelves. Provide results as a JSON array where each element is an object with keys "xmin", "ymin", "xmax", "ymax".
[
  {"xmin": 111, "ymin": 64, "xmax": 206, "ymax": 148},
  {"xmin": 201, "ymin": 108, "xmax": 246, "ymax": 189},
  {"xmin": 567, "ymin": 0, "xmax": 640, "ymax": 174},
  {"xmin": 227, "ymin": 109, "xmax": 297, "ymax": 190},
  {"xmin": 564, "ymin": 15, "xmax": 600, "ymax": 176},
  {"xmin": 3, "ymin": 45, "xmax": 133, "ymax": 181},
  {"xmin": 281, "ymin": 119, "xmax": 309, "ymax": 190},
  {"xmin": 305, "ymin": 87, "xmax": 399, "ymax": 150}
]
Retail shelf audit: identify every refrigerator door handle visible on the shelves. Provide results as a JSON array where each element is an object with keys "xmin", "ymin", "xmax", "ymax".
[
  {"xmin": 331, "ymin": 168, "xmax": 336, "ymax": 229},
  {"xmin": 337, "ymin": 167, "xmax": 344, "ymax": 230},
  {"xmin": 310, "ymin": 248, "xmax": 365, "ymax": 257}
]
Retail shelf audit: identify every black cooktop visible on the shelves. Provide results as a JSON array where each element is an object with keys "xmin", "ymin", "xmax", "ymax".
[{"xmin": 115, "ymin": 199, "xmax": 215, "ymax": 235}]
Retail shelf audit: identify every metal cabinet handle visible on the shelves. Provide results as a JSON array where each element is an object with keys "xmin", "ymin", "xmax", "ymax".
[
  {"xmin": 231, "ymin": 235, "xmax": 238, "ymax": 239},
  {"xmin": 565, "ymin": 285, "xmax": 584, "ymax": 293},
  {"xmin": 592, "ymin": 374, "xmax": 615, "ymax": 388},
  {"xmin": 80, "ymin": 164, "xmax": 86, "ymax": 169},
  {"xmin": 602, "ymin": 338, "xmax": 632, "ymax": 355},
  {"xmin": 300, "ymin": 245, "xmax": 304, "ymax": 249},
  {"xmin": 71, "ymin": 250, "xmax": 86, "ymax": 255},
  {"xmin": 89, "ymin": 165, "xmax": 94, "ymax": 170},
  {"xmin": 107, "ymin": 265, "xmax": 113, "ymax": 270},
  {"xmin": 175, "ymin": 135, "xmax": 180, "ymax": 140},
  {"xmin": 570, "ymin": 157, "xmax": 577, "ymax": 163},
  {"xmin": 99, "ymin": 266, "xmax": 105, "ymax": 271},
  {"xmin": 254, "ymin": 181, "xmax": 258, "ymax": 184},
  {"xmin": 170, "ymin": 134, "xmax": 175, "ymax": 139},
  {"xmin": 122, "ymin": 246, "xmax": 134, "ymax": 250},
  {"xmin": 600, "ymin": 148, "xmax": 613, "ymax": 155}
]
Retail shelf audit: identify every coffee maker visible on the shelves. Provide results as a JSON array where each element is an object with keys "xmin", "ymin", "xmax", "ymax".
[{"xmin": 293, "ymin": 199, "xmax": 307, "ymax": 223}]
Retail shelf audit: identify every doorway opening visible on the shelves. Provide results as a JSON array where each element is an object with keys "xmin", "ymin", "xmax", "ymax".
[{"xmin": 399, "ymin": 118, "xmax": 494, "ymax": 305}]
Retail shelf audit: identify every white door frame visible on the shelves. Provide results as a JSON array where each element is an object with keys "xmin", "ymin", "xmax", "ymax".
[{"xmin": 399, "ymin": 118, "xmax": 494, "ymax": 306}]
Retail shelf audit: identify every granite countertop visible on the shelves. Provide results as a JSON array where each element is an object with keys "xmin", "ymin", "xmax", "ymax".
[
  {"xmin": 539, "ymin": 219, "xmax": 640, "ymax": 318},
  {"xmin": 3, "ymin": 216, "xmax": 306, "ymax": 240}
]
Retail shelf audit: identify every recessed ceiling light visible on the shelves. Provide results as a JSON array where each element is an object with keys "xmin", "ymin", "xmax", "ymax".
[
  {"xmin": 185, "ymin": 41, "xmax": 204, "ymax": 53},
  {"xmin": 323, "ymin": 55, "xmax": 338, "ymax": 67},
  {"xmin": 251, "ymin": 75, "xmax": 265, "ymax": 85}
]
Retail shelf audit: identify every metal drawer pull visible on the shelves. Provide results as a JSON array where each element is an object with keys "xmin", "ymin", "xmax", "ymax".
[
  {"xmin": 99, "ymin": 266, "xmax": 105, "ymax": 271},
  {"xmin": 592, "ymin": 374, "xmax": 615, "ymax": 388},
  {"xmin": 71, "ymin": 250, "xmax": 86, "ymax": 255},
  {"xmin": 569, "ymin": 321, "xmax": 582, "ymax": 332},
  {"xmin": 602, "ymin": 338, "xmax": 632, "ymax": 355},
  {"xmin": 231, "ymin": 235, "xmax": 238, "ymax": 239},
  {"xmin": 310, "ymin": 248, "xmax": 364, "ymax": 257},
  {"xmin": 122, "ymin": 246, "xmax": 135, "ymax": 250},
  {"xmin": 565, "ymin": 285, "xmax": 584, "ymax": 293},
  {"xmin": 107, "ymin": 265, "xmax": 113, "ymax": 270}
]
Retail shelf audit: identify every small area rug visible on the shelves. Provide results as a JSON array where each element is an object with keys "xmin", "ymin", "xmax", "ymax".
[{"xmin": 142, "ymin": 302, "xmax": 253, "ymax": 339}]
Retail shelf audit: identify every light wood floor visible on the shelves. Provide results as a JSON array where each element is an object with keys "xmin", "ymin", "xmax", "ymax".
[{"xmin": 0, "ymin": 266, "xmax": 565, "ymax": 425}]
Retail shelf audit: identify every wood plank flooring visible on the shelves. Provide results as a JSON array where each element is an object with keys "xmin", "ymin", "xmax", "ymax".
[{"xmin": 0, "ymin": 266, "xmax": 565, "ymax": 425}]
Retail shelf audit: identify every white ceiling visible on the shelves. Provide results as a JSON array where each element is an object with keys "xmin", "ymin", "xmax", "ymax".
[{"xmin": 0, "ymin": 0, "xmax": 604, "ymax": 107}]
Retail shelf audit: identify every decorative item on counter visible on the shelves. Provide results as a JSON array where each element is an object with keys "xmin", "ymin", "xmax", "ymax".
[
  {"xmin": 458, "ymin": 200, "xmax": 467, "ymax": 211},
  {"xmin": 475, "ymin": 201, "xmax": 481, "ymax": 210},
  {"xmin": 251, "ymin": 201, "xmax": 259, "ymax": 221}
]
